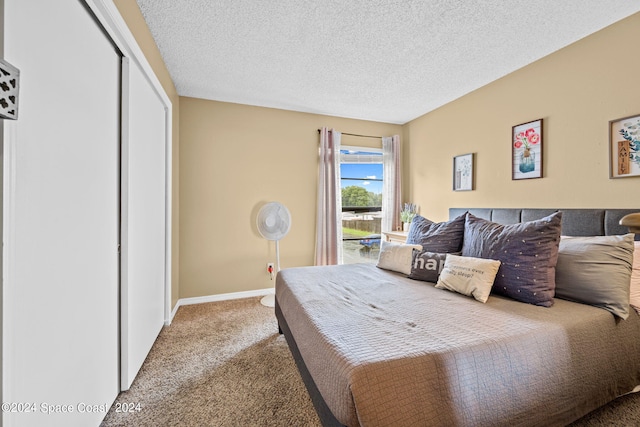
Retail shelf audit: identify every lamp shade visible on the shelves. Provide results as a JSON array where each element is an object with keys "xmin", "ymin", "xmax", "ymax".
[{"xmin": 620, "ymin": 213, "xmax": 640, "ymax": 234}]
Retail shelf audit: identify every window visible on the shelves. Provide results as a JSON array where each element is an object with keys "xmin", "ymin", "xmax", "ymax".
[{"xmin": 340, "ymin": 146, "xmax": 383, "ymax": 264}]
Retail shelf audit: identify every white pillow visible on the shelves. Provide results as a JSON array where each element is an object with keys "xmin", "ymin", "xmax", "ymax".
[
  {"xmin": 631, "ymin": 241, "xmax": 640, "ymax": 315},
  {"xmin": 376, "ymin": 240, "xmax": 423, "ymax": 275},
  {"xmin": 435, "ymin": 254, "xmax": 501, "ymax": 303}
]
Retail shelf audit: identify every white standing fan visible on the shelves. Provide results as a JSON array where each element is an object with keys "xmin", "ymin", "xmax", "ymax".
[{"xmin": 256, "ymin": 202, "xmax": 291, "ymax": 307}]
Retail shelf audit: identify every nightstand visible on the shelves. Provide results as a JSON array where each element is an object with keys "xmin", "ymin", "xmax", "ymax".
[{"xmin": 382, "ymin": 230, "xmax": 408, "ymax": 244}]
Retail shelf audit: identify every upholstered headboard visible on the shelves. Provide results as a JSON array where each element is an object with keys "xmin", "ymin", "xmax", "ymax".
[{"xmin": 449, "ymin": 208, "xmax": 640, "ymax": 241}]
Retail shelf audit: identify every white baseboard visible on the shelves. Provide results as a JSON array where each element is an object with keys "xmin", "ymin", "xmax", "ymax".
[{"xmin": 166, "ymin": 287, "xmax": 275, "ymax": 324}]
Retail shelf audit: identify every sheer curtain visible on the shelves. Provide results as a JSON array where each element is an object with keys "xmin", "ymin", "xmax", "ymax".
[
  {"xmin": 382, "ymin": 135, "xmax": 402, "ymax": 233},
  {"xmin": 315, "ymin": 128, "xmax": 342, "ymax": 265}
]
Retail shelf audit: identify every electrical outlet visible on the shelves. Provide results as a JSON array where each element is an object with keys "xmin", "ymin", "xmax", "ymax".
[{"xmin": 266, "ymin": 262, "xmax": 274, "ymax": 271}]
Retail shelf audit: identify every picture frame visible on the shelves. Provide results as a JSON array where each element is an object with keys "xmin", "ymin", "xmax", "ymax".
[
  {"xmin": 453, "ymin": 153, "xmax": 474, "ymax": 191},
  {"xmin": 609, "ymin": 114, "xmax": 640, "ymax": 178},
  {"xmin": 512, "ymin": 118, "xmax": 543, "ymax": 180}
]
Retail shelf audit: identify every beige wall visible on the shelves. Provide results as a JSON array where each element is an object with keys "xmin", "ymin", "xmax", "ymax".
[
  {"xmin": 179, "ymin": 98, "xmax": 402, "ymax": 298},
  {"xmin": 120, "ymin": 5, "xmax": 639, "ymax": 299},
  {"xmin": 404, "ymin": 12, "xmax": 640, "ymax": 222},
  {"xmin": 114, "ymin": 0, "xmax": 181, "ymax": 308}
]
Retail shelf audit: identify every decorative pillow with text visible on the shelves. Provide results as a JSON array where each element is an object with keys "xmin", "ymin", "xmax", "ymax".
[
  {"xmin": 435, "ymin": 254, "xmax": 501, "ymax": 303},
  {"xmin": 409, "ymin": 250, "xmax": 459, "ymax": 283}
]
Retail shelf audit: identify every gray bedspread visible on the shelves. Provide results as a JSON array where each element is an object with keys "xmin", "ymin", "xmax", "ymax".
[{"xmin": 276, "ymin": 263, "xmax": 640, "ymax": 427}]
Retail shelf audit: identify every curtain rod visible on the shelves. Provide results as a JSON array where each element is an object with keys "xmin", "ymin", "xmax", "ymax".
[{"xmin": 317, "ymin": 129, "xmax": 382, "ymax": 139}]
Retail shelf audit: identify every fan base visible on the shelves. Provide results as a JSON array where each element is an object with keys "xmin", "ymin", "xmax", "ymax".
[{"xmin": 260, "ymin": 293, "xmax": 275, "ymax": 307}]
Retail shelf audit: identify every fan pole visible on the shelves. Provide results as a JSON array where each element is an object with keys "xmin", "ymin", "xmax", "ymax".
[{"xmin": 260, "ymin": 240, "xmax": 280, "ymax": 307}]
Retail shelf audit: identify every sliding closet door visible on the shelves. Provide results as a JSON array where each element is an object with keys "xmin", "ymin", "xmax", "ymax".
[
  {"xmin": 4, "ymin": 0, "xmax": 120, "ymax": 426},
  {"xmin": 120, "ymin": 58, "xmax": 167, "ymax": 390}
]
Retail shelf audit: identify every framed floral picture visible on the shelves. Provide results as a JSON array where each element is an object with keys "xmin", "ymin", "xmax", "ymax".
[
  {"xmin": 512, "ymin": 119, "xmax": 543, "ymax": 180},
  {"xmin": 609, "ymin": 114, "xmax": 640, "ymax": 178},
  {"xmin": 453, "ymin": 153, "xmax": 474, "ymax": 191}
]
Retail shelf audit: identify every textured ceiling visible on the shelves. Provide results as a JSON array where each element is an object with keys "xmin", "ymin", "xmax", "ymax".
[{"xmin": 135, "ymin": 1, "xmax": 640, "ymax": 124}]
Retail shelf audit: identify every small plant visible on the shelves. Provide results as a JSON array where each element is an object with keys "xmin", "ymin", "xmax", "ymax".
[{"xmin": 400, "ymin": 203, "xmax": 418, "ymax": 223}]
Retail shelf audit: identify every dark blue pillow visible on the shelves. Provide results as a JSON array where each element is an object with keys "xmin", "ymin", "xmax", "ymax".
[
  {"xmin": 461, "ymin": 212, "xmax": 563, "ymax": 307},
  {"xmin": 406, "ymin": 214, "xmax": 465, "ymax": 253},
  {"xmin": 408, "ymin": 251, "xmax": 450, "ymax": 283}
]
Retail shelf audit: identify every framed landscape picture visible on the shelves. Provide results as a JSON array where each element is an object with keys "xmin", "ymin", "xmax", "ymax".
[
  {"xmin": 609, "ymin": 114, "xmax": 640, "ymax": 178},
  {"xmin": 453, "ymin": 153, "xmax": 474, "ymax": 191},
  {"xmin": 512, "ymin": 119, "xmax": 543, "ymax": 180}
]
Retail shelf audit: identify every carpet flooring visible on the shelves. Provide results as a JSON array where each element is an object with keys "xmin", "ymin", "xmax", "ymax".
[{"xmin": 100, "ymin": 297, "xmax": 640, "ymax": 427}]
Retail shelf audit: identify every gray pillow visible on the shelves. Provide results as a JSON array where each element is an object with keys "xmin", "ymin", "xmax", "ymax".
[
  {"xmin": 408, "ymin": 251, "xmax": 452, "ymax": 283},
  {"xmin": 555, "ymin": 234, "xmax": 635, "ymax": 319},
  {"xmin": 462, "ymin": 212, "xmax": 562, "ymax": 307},
  {"xmin": 405, "ymin": 214, "xmax": 465, "ymax": 253}
]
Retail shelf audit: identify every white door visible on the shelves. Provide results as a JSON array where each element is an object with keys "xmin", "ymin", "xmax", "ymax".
[
  {"xmin": 3, "ymin": 0, "xmax": 121, "ymax": 425},
  {"xmin": 120, "ymin": 58, "xmax": 167, "ymax": 390}
]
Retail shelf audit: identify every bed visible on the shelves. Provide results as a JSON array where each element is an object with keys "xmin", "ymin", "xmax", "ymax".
[{"xmin": 275, "ymin": 208, "xmax": 640, "ymax": 427}]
